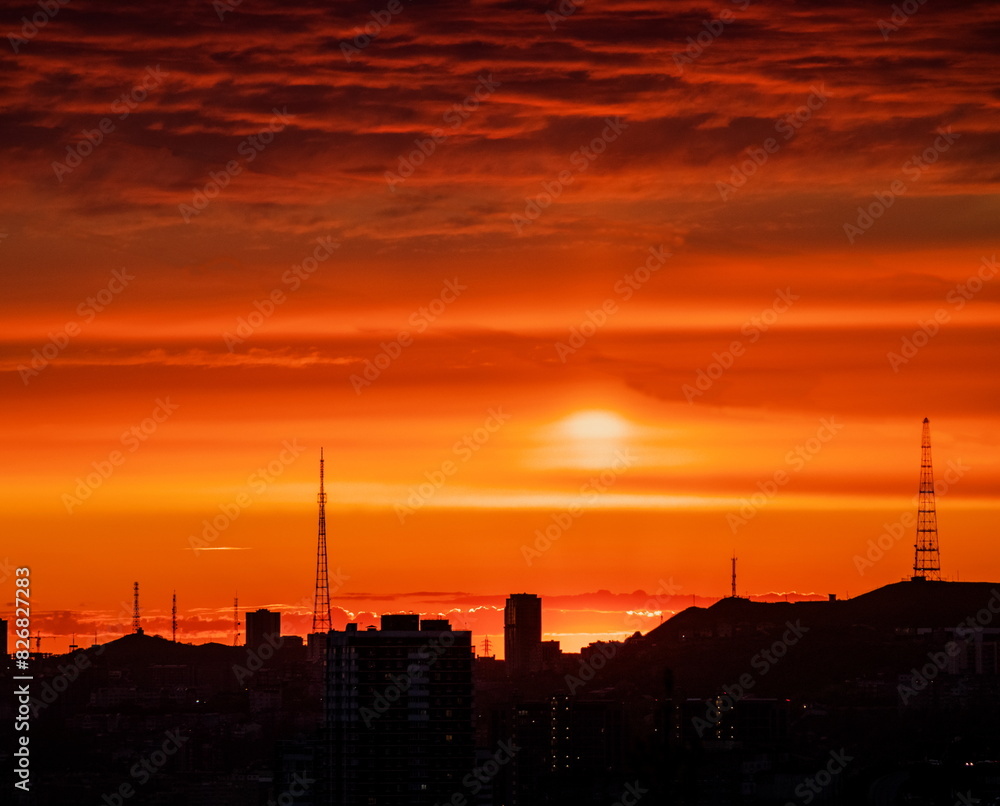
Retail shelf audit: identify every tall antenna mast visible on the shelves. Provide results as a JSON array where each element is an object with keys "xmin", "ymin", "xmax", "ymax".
[
  {"xmin": 234, "ymin": 595, "xmax": 240, "ymax": 646},
  {"xmin": 912, "ymin": 418, "xmax": 942, "ymax": 581},
  {"xmin": 731, "ymin": 554, "xmax": 737, "ymax": 598},
  {"xmin": 172, "ymin": 591, "xmax": 178, "ymax": 643},
  {"xmin": 312, "ymin": 447, "xmax": 332, "ymax": 632},
  {"xmin": 132, "ymin": 582, "xmax": 141, "ymax": 634}
]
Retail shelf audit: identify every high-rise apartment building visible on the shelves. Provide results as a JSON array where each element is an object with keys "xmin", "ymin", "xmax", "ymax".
[
  {"xmin": 504, "ymin": 594, "xmax": 542, "ymax": 677},
  {"xmin": 326, "ymin": 616, "xmax": 474, "ymax": 804}
]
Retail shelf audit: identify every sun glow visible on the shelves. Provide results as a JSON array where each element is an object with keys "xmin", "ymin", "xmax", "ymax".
[
  {"xmin": 538, "ymin": 410, "xmax": 637, "ymax": 470},
  {"xmin": 560, "ymin": 410, "xmax": 633, "ymax": 441}
]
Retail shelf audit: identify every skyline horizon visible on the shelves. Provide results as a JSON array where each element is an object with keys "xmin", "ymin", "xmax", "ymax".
[
  {"xmin": 6, "ymin": 411, "xmax": 995, "ymax": 657},
  {"xmin": 16, "ymin": 575, "xmax": 998, "ymax": 660},
  {"xmin": 13, "ymin": 572, "xmax": 990, "ymax": 659}
]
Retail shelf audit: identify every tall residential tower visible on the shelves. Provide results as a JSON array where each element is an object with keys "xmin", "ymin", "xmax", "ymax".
[{"xmin": 504, "ymin": 593, "xmax": 542, "ymax": 677}]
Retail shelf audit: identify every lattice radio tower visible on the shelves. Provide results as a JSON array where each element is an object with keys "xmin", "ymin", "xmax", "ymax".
[
  {"xmin": 172, "ymin": 591, "xmax": 178, "ymax": 643},
  {"xmin": 312, "ymin": 448, "xmax": 332, "ymax": 632},
  {"xmin": 132, "ymin": 582, "xmax": 141, "ymax": 634},
  {"xmin": 912, "ymin": 418, "xmax": 942, "ymax": 581}
]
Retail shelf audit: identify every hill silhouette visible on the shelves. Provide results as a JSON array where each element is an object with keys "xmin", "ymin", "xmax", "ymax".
[{"xmin": 600, "ymin": 580, "xmax": 1000, "ymax": 701}]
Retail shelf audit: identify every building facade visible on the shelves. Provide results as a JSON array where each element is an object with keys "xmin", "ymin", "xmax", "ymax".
[
  {"xmin": 326, "ymin": 616, "xmax": 474, "ymax": 804},
  {"xmin": 504, "ymin": 594, "xmax": 542, "ymax": 677},
  {"xmin": 246, "ymin": 608, "xmax": 281, "ymax": 650}
]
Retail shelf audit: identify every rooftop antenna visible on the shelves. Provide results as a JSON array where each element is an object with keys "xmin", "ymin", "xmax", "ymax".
[
  {"xmin": 731, "ymin": 554, "xmax": 737, "ymax": 598},
  {"xmin": 312, "ymin": 448, "xmax": 332, "ymax": 632},
  {"xmin": 912, "ymin": 418, "xmax": 942, "ymax": 581},
  {"xmin": 69, "ymin": 633, "xmax": 78, "ymax": 652},
  {"xmin": 172, "ymin": 591, "xmax": 178, "ymax": 643},
  {"xmin": 234, "ymin": 595, "xmax": 240, "ymax": 646}
]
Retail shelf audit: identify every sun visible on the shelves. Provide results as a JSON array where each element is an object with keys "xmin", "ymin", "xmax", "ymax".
[
  {"xmin": 560, "ymin": 410, "xmax": 632, "ymax": 441},
  {"xmin": 532, "ymin": 409, "xmax": 637, "ymax": 470}
]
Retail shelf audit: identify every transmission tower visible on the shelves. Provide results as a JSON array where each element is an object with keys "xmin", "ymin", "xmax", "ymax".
[
  {"xmin": 912, "ymin": 418, "xmax": 942, "ymax": 581},
  {"xmin": 312, "ymin": 448, "xmax": 332, "ymax": 632},
  {"xmin": 132, "ymin": 582, "xmax": 141, "ymax": 634},
  {"xmin": 482, "ymin": 635, "xmax": 492, "ymax": 657},
  {"xmin": 731, "ymin": 554, "xmax": 737, "ymax": 598},
  {"xmin": 172, "ymin": 591, "xmax": 178, "ymax": 643},
  {"xmin": 233, "ymin": 595, "xmax": 240, "ymax": 646}
]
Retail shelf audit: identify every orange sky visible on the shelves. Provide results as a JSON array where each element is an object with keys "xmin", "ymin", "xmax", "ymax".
[{"xmin": 1, "ymin": 0, "xmax": 998, "ymax": 654}]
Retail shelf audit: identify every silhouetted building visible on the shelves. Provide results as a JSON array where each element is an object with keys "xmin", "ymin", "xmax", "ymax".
[
  {"xmin": 245, "ymin": 608, "xmax": 281, "ymax": 649},
  {"xmin": 677, "ymin": 697, "xmax": 791, "ymax": 744},
  {"xmin": 538, "ymin": 639, "xmax": 562, "ymax": 671},
  {"xmin": 0, "ymin": 617, "xmax": 7, "ymax": 667},
  {"xmin": 504, "ymin": 593, "xmax": 542, "ymax": 677},
  {"xmin": 420, "ymin": 618, "xmax": 451, "ymax": 631},
  {"xmin": 502, "ymin": 696, "xmax": 626, "ymax": 804},
  {"xmin": 945, "ymin": 627, "xmax": 1000, "ymax": 674},
  {"xmin": 326, "ymin": 617, "xmax": 474, "ymax": 804},
  {"xmin": 381, "ymin": 613, "xmax": 419, "ymax": 631},
  {"xmin": 307, "ymin": 631, "xmax": 328, "ymax": 664}
]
